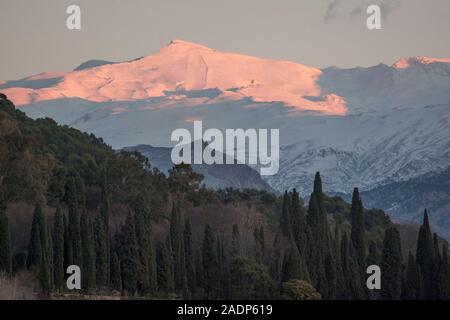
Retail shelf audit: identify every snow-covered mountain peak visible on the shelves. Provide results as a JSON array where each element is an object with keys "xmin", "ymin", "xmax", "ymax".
[
  {"xmin": 1, "ymin": 40, "xmax": 348, "ymax": 115},
  {"xmin": 393, "ymin": 56, "xmax": 450, "ymax": 69}
]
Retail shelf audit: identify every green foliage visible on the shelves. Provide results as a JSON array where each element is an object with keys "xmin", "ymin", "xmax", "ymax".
[
  {"xmin": 52, "ymin": 206, "xmax": 64, "ymax": 291},
  {"xmin": 402, "ymin": 252, "xmax": 423, "ymax": 300},
  {"xmin": 0, "ymin": 193, "xmax": 12, "ymax": 275},
  {"xmin": 229, "ymin": 257, "xmax": 275, "ymax": 300},
  {"xmin": 416, "ymin": 210, "xmax": 434, "ymax": 298},
  {"xmin": 80, "ymin": 209, "xmax": 95, "ymax": 291},
  {"xmin": 350, "ymin": 188, "xmax": 366, "ymax": 273},
  {"xmin": 119, "ymin": 212, "xmax": 140, "ymax": 295},
  {"xmin": 281, "ymin": 279, "xmax": 321, "ymax": 300},
  {"xmin": 380, "ymin": 227, "xmax": 403, "ymax": 300},
  {"xmin": 201, "ymin": 224, "xmax": 217, "ymax": 299}
]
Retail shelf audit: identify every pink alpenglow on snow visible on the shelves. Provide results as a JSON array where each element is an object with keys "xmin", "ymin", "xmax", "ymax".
[{"xmin": 2, "ymin": 40, "xmax": 348, "ymax": 116}]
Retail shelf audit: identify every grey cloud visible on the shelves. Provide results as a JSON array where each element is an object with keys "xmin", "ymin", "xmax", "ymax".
[{"xmin": 324, "ymin": 0, "xmax": 401, "ymax": 21}]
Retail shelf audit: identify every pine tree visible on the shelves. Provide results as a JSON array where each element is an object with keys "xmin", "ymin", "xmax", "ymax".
[
  {"xmin": 380, "ymin": 227, "xmax": 402, "ymax": 300},
  {"xmin": 184, "ymin": 219, "xmax": 196, "ymax": 291},
  {"xmin": 0, "ymin": 192, "xmax": 12, "ymax": 275},
  {"xmin": 350, "ymin": 188, "xmax": 366, "ymax": 273},
  {"xmin": 52, "ymin": 206, "xmax": 65, "ymax": 291},
  {"xmin": 416, "ymin": 209, "xmax": 434, "ymax": 298},
  {"xmin": 80, "ymin": 210, "xmax": 95, "ymax": 291},
  {"xmin": 402, "ymin": 252, "xmax": 422, "ymax": 300},
  {"xmin": 202, "ymin": 224, "xmax": 217, "ymax": 299},
  {"xmin": 120, "ymin": 212, "xmax": 140, "ymax": 295}
]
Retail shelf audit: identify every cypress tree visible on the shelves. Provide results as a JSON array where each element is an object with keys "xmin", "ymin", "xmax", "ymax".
[
  {"xmin": 366, "ymin": 241, "xmax": 380, "ymax": 266},
  {"xmin": 80, "ymin": 210, "xmax": 95, "ymax": 291},
  {"xmin": 184, "ymin": 219, "xmax": 196, "ymax": 291},
  {"xmin": 170, "ymin": 202, "xmax": 185, "ymax": 292},
  {"xmin": 52, "ymin": 206, "xmax": 65, "ymax": 291},
  {"xmin": 67, "ymin": 178, "xmax": 82, "ymax": 269},
  {"xmin": 306, "ymin": 174, "xmax": 329, "ymax": 295},
  {"xmin": 437, "ymin": 244, "xmax": 450, "ymax": 299},
  {"xmin": 94, "ymin": 212, "xmax": 108, "ymax": 287},
  {"xmin": 350, "ymin": 188, "xmax": 366, "ymax": 273},
  {"xmin": 63, "ymin": 213, "xmax": 73, "ymax": 273},
  {"xmin": 280, "ymin": 191, "xmax": 292, "ymax": 238},
  {"xmin": 282, "ymin": 242, "xmax": 309, "ymax": 283},
  {"xmin": 202, "ymin": 224, "xmax": 217, "ymax": 299},
  {"xmin": 402, "ymin": 252, "xmax": 422, "ymax": 300},
  {"xmin": 0, "ymin": 193, "xmax": 12, "ymax": 275},
  {"xmin": 28, "ymin": 204, "xmax": 52, "ymax": 294},
  {"xmin": 291, "ymin": 189, "xmax": 307, "ymax": 256},
  {"xmin": 134, "ymin": 198, "xmax": 156, "ymax": 294},
  {"xmin": 416, "ymin": 209, "xmax": 434, "ymax": 298},
  {"xmin": 324, "ymin": 252, "xmax": 337, "ymax": 299},
  {"xmin": 99, "ymin": 168, "xmax": 110, "ymax": 281},
  {"xmin": 430, "ymin": 233, "xmax": 442, "ymax": 299},
  {"xmin": 231, "ymin": 224, "xmax": 240, "ymax": 258},
  {"xmin": 156, "ymin": 237, "xmax": 174, "ymax": 293},
  {"xmin": 341, "ymin": 233, "xmax": 364, "ymax": 299},
  {"xmin": 27, "ymin": 204, "xmax": 43, "ymax": 270},
  {"xmin": 110, "ymin": 250, "xmax": 122, "ymax": 292},
  {"xmin": 380, "ymin": 227, "xmax": 402, "ymax": 300},
  {"xmin": 333, "ymin": 226, "xmax": 345, "ymax": 299},
  {"xmin": 120, "ymin": 212, "xmax": 140, "ymax": 295}
]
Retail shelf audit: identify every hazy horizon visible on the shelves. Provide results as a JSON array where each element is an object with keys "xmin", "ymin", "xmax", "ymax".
[{"xmin": 1, "ymin": 0, "xmax": 450, "ymax": 80}]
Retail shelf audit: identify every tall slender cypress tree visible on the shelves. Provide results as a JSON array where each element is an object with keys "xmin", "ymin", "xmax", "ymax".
[
  {"xmin": 94, "ymin": 212, "xmax": 108, "ymax": 287},
  {"xmin": 110, "ymin": 250, "xmax": 122, "ymax": 292},
  {"xmin": 402, "ymin": 252, "xmax": 422, "ymax": 300},
  {"xmin": 52, "ymin": 206, "xmax": 65, "ymax": 291},
  {"xmin": 156, "ymin": 237, "xmax": 174, "ymax": 293},
  {"xmin": 67, "ymin": 178, "xmax": 82, "ymax": 269},
  {"xmin": 291, "ymin": 189, "xmax": 307, "ymax": 256},
  {"xmin": 280, "ymin": 191, "xmax": 292, "ymax": 238},
  {"xmin": 416, "ymin": 209, "xmax": 434, "ymax": 298},
  {"xmin": 120, "ymin": 212, "xmax": 140, "ymax": 295},
  {"xmin": 134, "ymin": 198, "xmax": 156, "ymax": 294},
  {"xmin": 350, "ymin": 188, "xmax": 366, "ymax": 273},
  {"xmin": 184, "ymin": 219, "xmax": 196, "ymax": 291},
  {"xmin": 170, "ymin": 202, "xmax": 185, "ymax": 292},
  {"xmin": 380, "ymin": 227, "xmax": 402, "ymax": 300},
  {"xmin": 0, "ymin": 192, "xmax": 12, "ymax": 275},
  {"xmin": 202, "ymin": 224, "xmax": 217, "ymax": 299},
  {"xmin": 80, "ymin": 210, "xmax": 95, "ymax": 291},
  {"xmin": 437, "ymin": 244, "xmax": 450, "ymax": 299}
]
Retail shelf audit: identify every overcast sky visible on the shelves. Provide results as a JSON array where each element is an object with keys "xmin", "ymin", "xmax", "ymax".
[{"xmin": 1, "ymin": 0, "xmax": 450, "ymax": 80}]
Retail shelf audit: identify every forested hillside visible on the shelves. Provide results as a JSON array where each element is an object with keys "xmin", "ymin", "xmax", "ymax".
[{"xmin": 0, "ymin": 93, "xmax": 449, "ymax": 300}]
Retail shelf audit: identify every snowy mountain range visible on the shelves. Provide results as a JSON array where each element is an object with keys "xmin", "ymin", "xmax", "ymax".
[{"xmin": 1, "ymin": 39, "xmax": 450, "ymax": 231}]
